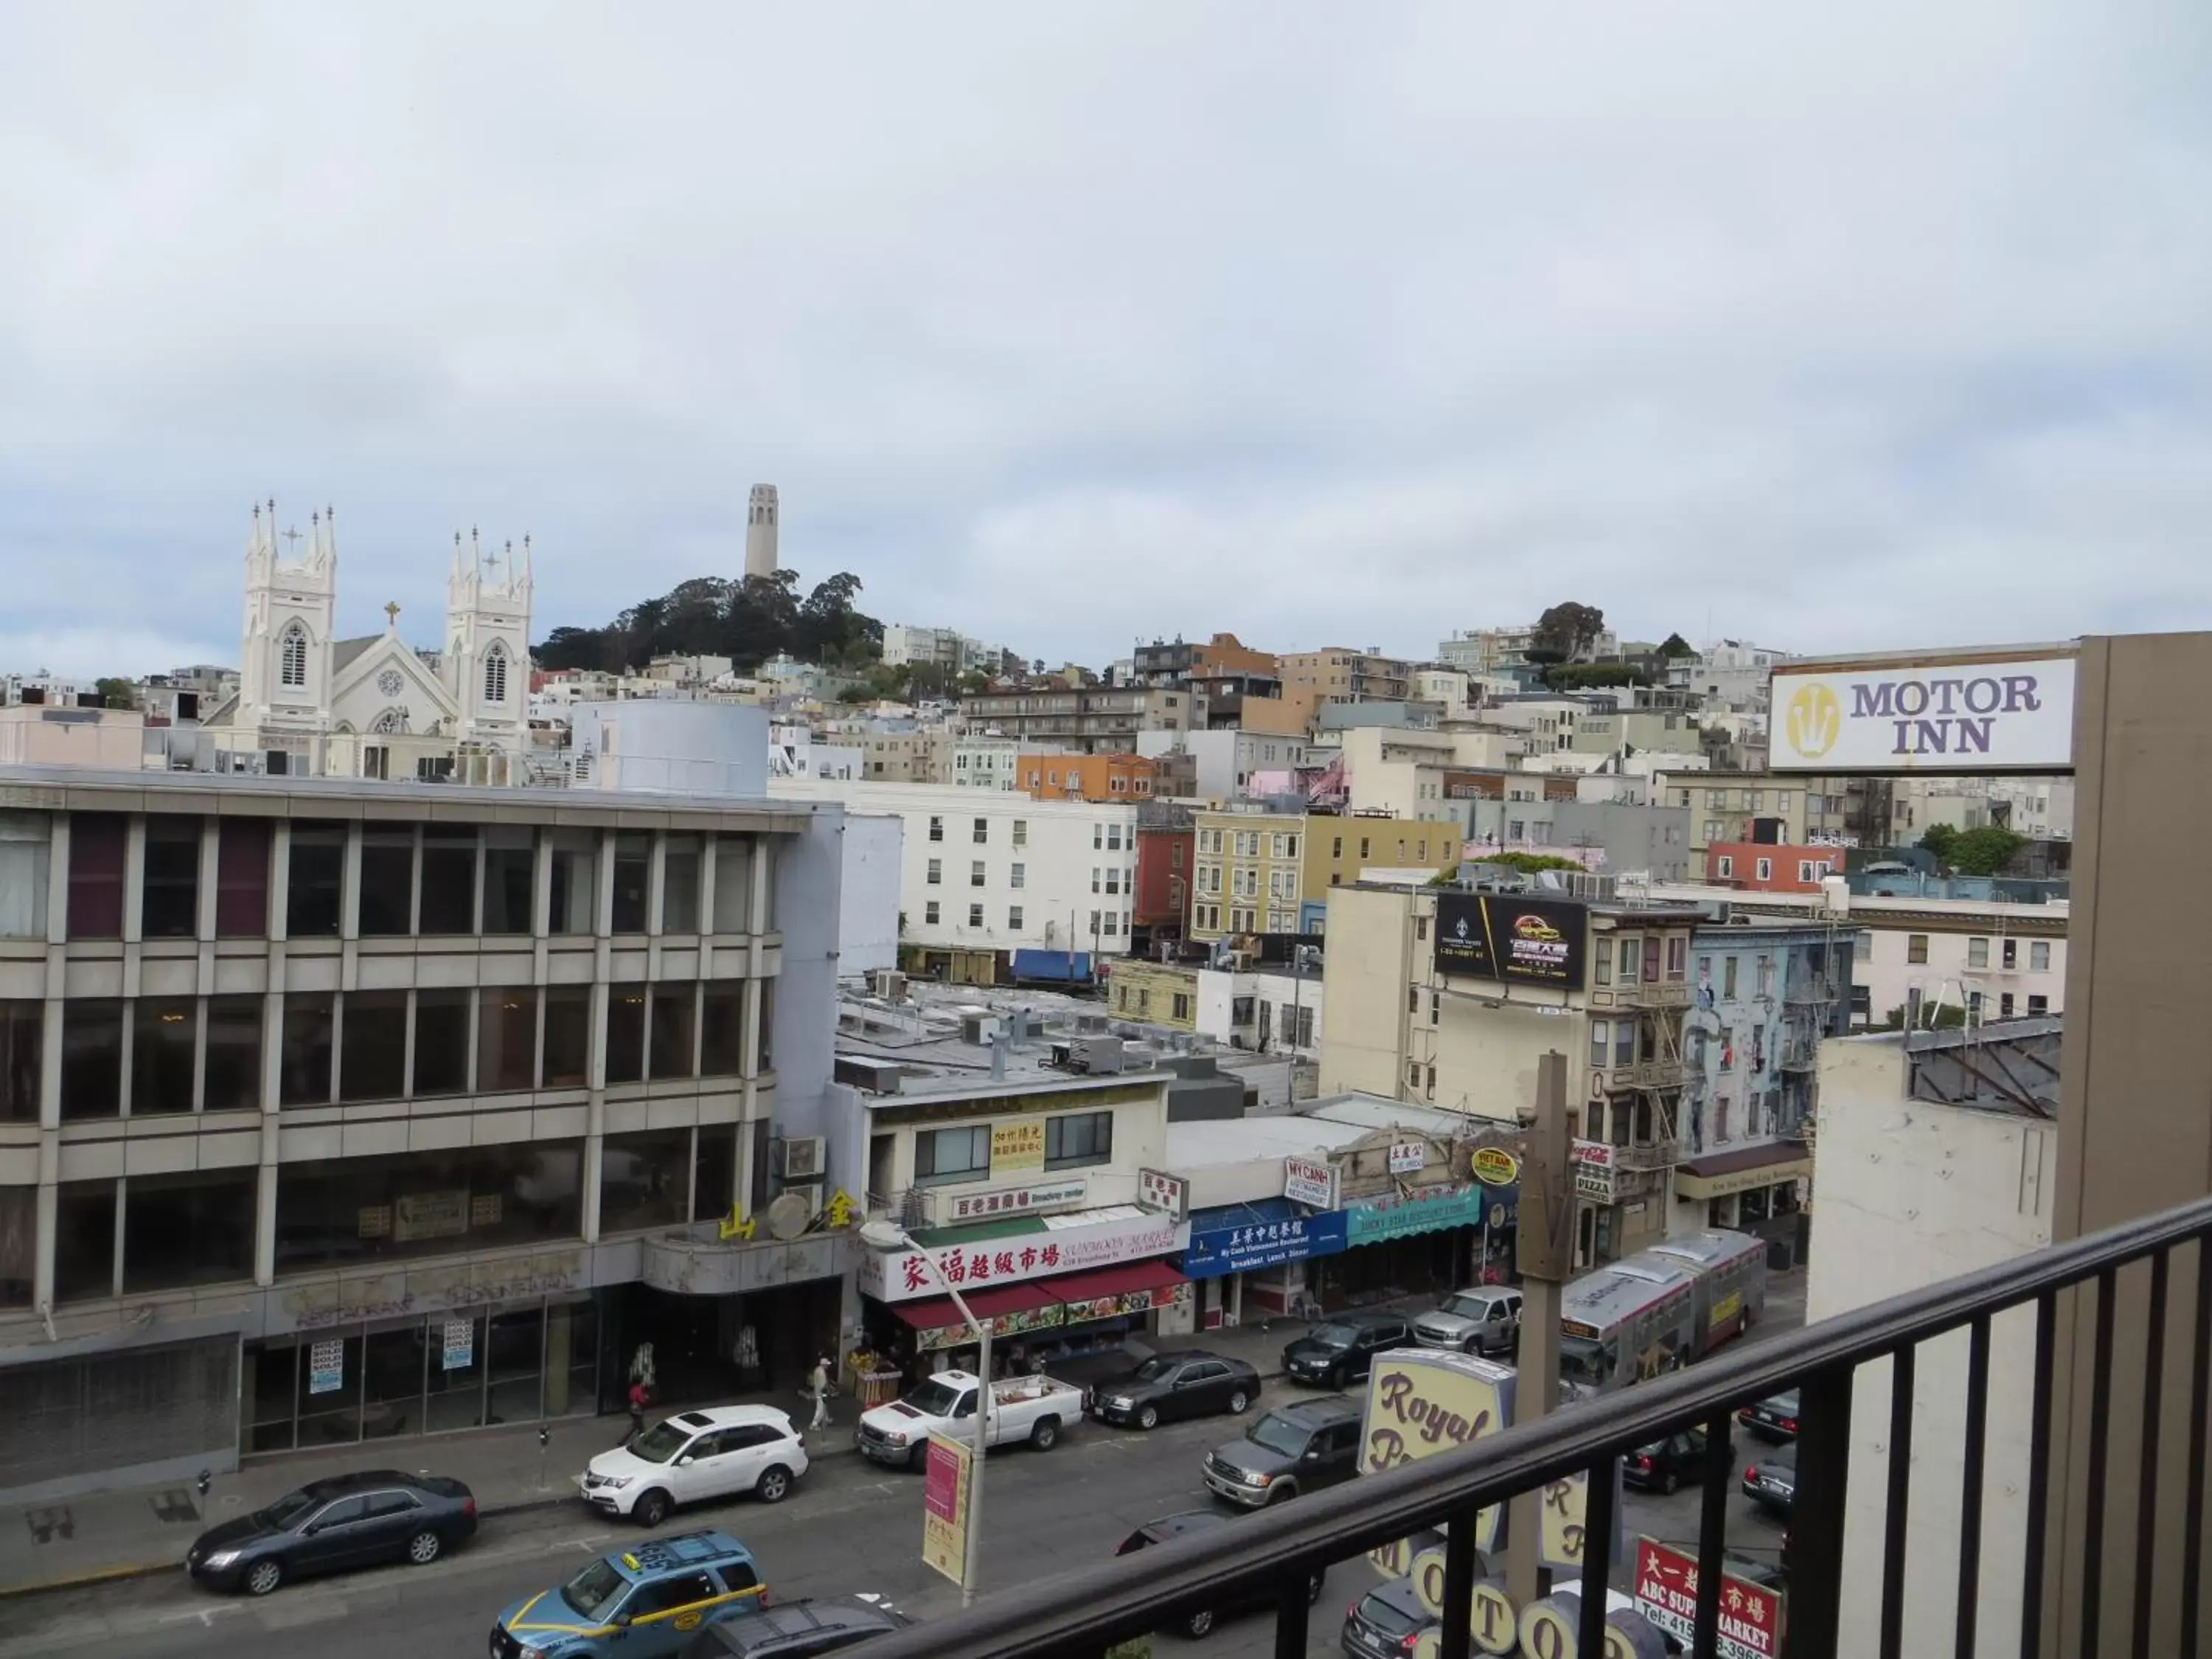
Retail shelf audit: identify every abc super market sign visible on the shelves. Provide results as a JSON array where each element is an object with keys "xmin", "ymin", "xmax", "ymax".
[{"xmin": 1770, "ymin": 651, "xmax": 2076, "ymax": 773}]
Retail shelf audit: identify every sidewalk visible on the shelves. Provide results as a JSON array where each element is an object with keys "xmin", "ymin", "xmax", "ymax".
[{"xmin": 0, "ymin": 1299, "xmax": 1368, "ymax": 1601}]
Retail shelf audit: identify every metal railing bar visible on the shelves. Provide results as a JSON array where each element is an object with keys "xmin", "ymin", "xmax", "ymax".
[
  {"xmin": 1879, "ymin": 1343, "xmax": 1917, "ymax": 1656},
  {"xmin": 1578, "ymin": 1454, "xmax": 1619, "ymax": 1659},
  {"xmin": 1439, "ymin": 1508, "xmax": 1478, "ymax": 1659},
  {"xmin": 2081, "ymin": 1266, "xmax": 2117, "ymax": 1659},
  {"xmin": 2130, "ymin": 1250, "xmax": 2168, "ymax": 1659},
  {"xmin": 1956, "ymin": 1312, "xmax": 1991, "ymax": 1659},
  {"xmin": 1694, "ymin": 1408, "xmax": 1734, "ymax": 1659},
  {"xmin": 2020, "ymin": 1287, "xmax": 2058, "ymax": 1659},
  {"xmin": 860, "ymin": 1194, "xmax": 2212, "ymax": 1659},
  {"xmin": 1271, "ymin": 1571, "xmax": 1308, "ymax": 1659},
  {"xmin": 1787, "ymin": 1364, "xmax": 1856, "ymax": 1659},
  {"xmin": 2183, "ymin": 1236, "xmax": 2212, "ymax": 1657}
]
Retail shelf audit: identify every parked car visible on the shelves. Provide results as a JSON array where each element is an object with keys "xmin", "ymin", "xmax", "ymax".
[
  {"xmin": 492, "ymin": 1530, "xmax": 765, "ymax": 1659},
  {"xmin": 1282, "ymin": 1312, "xmax": 1413, "ymax": 1390},
  {"xmin": 1114, "ymin": 1510, "xmax": 1326, "ymax": 1640},
  {"xmin": 856, "ymin": 1369, "xmax": 1082, "ymax": 1469},
  {"xmin": 1736, "ymin": 1389, "xmax": 1801, "ymax": 1441},
  {"xmin": 1091, "ymin": 1350, "xmax": 1263, "ymax": 1430},
  {"xmin": 1624, "ymin": 1426, "xmax": 1721, "ymax": 1495},
  {"xmin": 186, "ymin": 1470, "xmax": 476, "ymax": 1597},
  {"xmin": 1340, "ymin": 1575, "xmax": 1436, "ymax": 1659},
  {"xmin": 1742, "ymin": 1447, "xmax": 1797, "ymax": 1517},
  {"xmin": 582, "ymin": 1405, "xmax": 810, "ymax": 1526},
  {"xmin": 1203, "ymin": 1396, "xmax": 1363, "ymax": 1509},
  {"xmin": 1411, "ymin": 1287, "xmax": 1523, "ymax": 1357},
  {"xmin": 681, "ymin": 1595, "xmax": 908, "ymax": 1658}
]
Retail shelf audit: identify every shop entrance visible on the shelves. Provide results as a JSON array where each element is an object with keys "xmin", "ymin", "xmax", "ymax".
[{"xmin": 607, "ymin": 1278, "xmax": 842, "ymax": 1405}]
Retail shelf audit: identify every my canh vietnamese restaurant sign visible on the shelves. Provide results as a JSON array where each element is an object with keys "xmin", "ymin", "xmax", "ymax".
[{"xmin": 1769, "ymin": 650, "xmax": 2076, "ymax": 773}]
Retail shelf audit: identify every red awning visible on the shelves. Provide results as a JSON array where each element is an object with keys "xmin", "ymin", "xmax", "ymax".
[
  {"xmin": 888, "ymin": 1281, "xmax": 1062, "ymax": 1332},
  {"xmin": 1037, "ymin": 1259, "xmax": 1189, "ymax": 1304}
]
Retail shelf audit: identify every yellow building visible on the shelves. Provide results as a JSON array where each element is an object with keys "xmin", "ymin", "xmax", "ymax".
[
  {"xmin": 1187, "ymin": 809, "xmax": 1466, "ymax": 942},
  {"xmin": 1106, "ymin": 959, "xmax": 1200, "ymax": 1029}
]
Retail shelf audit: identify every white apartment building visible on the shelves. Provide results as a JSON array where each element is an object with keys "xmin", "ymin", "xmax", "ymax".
[
  {"xmin": 1136, "ymin": 730, "xmax": 1310, "ymax": 799},
  {"xmin": 768, "ymin": 779, "xmax": 1138, "ymax": 964},
  {"xmin": 949, "ymin": 737, "xmax": 1022, "ymax": 790},
  {"xmin": 882, "ymin": 625, "xmax": 1007, "ymax": 675}
]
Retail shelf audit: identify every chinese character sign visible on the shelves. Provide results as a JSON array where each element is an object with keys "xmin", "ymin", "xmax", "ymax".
[
  {"xmin": 920, "ymin": 1434, "xmax": 973, "ymax": 1586},
  {"xmin": 990, "ymin": 1119, "xmax": 1046, "ymax": 1176},
  {"xmin": 1632, "ymin": 1537, "xmax": 1783, "ymax": 1658}
]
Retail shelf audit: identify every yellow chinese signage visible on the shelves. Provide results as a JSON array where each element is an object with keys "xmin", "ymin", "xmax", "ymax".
[
  {"xmin": 920, "ymin": 1432, "xmax": 972, "ymax": 1585},
  {"xmin": 990, "ymin": 1117, "xmax": 1046, "ymax": 1177}
]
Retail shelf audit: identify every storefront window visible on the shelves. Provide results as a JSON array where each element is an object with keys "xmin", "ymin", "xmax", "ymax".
[
  {"xmin": 426, "ymin": 1312, "xmax": 488, "ymax": 1433},
  {"xmin": 274, "ymin": 1141, "xmax": 585, "ymax": 1271},
  {"xmin": 488, "ymin": 1307, "xmax": 546, "ymax": 1425},
  {"xmin": 601, "ymin": 1127, "xmax": 693, "ymax": 1234},
  {"xmin": 131, "ymin": 999, "xmax": 197, "ymax": 1115},
  {"xmin": 123, "ymin": 1168, "xmax": 256, "ymax": 1292},
  {"xmin": 364, "ymin": 1320, "xmax": 429, "ymax": 1439},
  {"xmin": 204, "ymin": 995, "xmax": 262, "ymax": 1112}
]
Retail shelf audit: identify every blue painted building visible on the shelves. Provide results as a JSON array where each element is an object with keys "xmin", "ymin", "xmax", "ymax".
[{"xmin": 1674, "ymin": 921, "xmax": 1854, "ymax": 1232}]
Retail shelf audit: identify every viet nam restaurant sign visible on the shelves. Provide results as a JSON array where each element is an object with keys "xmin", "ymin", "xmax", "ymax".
[
  {"xmin": 1435, "ymin": 892, "xmax": 1587, "ymax": 990},
  {"xmin": 1769, "ymin": 651, "xmax": 2076, "ymax": 773}
]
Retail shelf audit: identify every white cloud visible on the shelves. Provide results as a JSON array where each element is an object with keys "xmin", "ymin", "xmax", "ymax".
[{"xmin": 1, "ymin": 1, "xmax": 2207, "ymax": 670}]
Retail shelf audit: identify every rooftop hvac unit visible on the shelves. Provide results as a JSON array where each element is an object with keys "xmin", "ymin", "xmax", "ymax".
[
  {"xmin": 870, "ymin": 970, "xmax": 908, "ymax": 1002},
  {"xmin": 773, "ymin": 1135, "xmax": 827, "ymax": 1181},
  {"xmin": 960, "ymin": 1013, "xmax": 1000, "ymax": 1046},
  {"xmin": 1077, "ymin": 1012, "xmax": 1110, "ymax": 1035},
  {"xmin": 1074, "ymin": 1036, "xmax": 1127, "ymax": 1075}
]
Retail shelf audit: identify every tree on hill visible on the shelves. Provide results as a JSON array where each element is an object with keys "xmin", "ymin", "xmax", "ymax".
[
  {"xmin": 1656, "ymin": 632, "xmax": 1697, "ymax": 658},
  {"xmin": 1532, "ymin": 601, "xmax": 1606, "ymax": 663},
  {"xmin": 1947, "ymin": 824, "xmax": 2028, "ymax": 877},
  {"xmin": 535, "ymin": 570, "xmax": 883, "ymax": 676},
  {"xmin": 1540, "ymin": 662, "xmax": 1650, "ymax": 692},
  {"xmin": 93, "ymin": 677, "xmax": 139, "ymax": 709}
]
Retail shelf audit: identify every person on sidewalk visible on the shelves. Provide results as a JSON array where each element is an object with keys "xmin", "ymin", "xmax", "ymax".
[
  {"xmin": 625, "ymin": 1377, "xmax": 650, "ymax": 1444},
  {"xmin": 806, "ymin": 1355, "xmax": 833, "ymax": 1436}
]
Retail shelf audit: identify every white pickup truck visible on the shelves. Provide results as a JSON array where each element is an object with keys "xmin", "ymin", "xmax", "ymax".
[{"xmin": 855, "ymin": 1368, "xmax": 1082, "ymax": 1470}]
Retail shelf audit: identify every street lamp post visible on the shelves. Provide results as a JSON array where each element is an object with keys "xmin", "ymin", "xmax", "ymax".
[{"xmin": 860, "ymin": 1220, "xmax": 991, "ymax": 1608}]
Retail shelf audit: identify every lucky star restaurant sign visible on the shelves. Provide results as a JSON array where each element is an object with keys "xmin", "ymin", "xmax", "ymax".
[{"xmin": 1769, "ymin": 651, "xmax": 2076, "ymax": 773}]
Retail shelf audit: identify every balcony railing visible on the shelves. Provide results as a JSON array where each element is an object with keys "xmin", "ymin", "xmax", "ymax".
[
  {"xmin": 863, "ymin": 1193, "xmax": 2212, "ymax": 1659},
  {"xmin": 1591, "ymin": 978, "xmax": 1694, "ymax": 1010}
]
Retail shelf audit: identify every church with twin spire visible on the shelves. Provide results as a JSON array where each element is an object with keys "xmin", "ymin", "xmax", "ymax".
[{"xmin": 206, "ymin": 501, "xmax": 535, "ymax": 779}]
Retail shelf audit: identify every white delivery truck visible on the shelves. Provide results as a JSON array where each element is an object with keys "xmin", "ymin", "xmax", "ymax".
[{"xmin": 855, "ymin": 1368, "xmax": 1082, "ymax": 1470}]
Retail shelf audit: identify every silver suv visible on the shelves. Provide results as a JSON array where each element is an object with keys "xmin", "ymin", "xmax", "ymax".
[{"xmin": 1412, "ymin": 1287, "xmax": 1522, "ymax": 1356}]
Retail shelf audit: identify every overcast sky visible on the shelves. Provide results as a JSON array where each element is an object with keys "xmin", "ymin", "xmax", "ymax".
[{"xmin": 4, "ymin": 4, "xmax": 2208, "ymax": 678}]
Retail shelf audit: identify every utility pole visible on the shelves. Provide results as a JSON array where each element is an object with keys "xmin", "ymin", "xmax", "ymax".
[{"xmin": 1508, "ymin": 1049, "xmax": 1573, "ymax": 1607}]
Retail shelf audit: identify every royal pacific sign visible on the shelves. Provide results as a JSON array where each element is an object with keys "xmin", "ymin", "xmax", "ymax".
[{"xmin": 1769, "ymin": 652, "xmax": 2076, "ymax": 773}]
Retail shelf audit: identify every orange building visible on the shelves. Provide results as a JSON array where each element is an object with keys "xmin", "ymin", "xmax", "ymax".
[{"xmin": 1020, "ymin": 752, "xmax": 1159, "ymax": 801}]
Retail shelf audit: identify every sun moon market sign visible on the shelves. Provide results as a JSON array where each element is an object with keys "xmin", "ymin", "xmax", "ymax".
[{"xmin": 1769, "ymin": 648, "xmax": 2077, "ymax": 774}]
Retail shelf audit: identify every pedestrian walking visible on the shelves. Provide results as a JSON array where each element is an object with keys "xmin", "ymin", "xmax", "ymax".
[
  {"xmin": 807, "ymin": 1354, "xmax": 833, "ymax": 1436},
  {"xmin": 626, "ymin": 1376, "xmax": 650, "ymax": 1444}
]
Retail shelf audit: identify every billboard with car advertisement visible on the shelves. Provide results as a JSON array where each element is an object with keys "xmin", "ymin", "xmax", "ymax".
[{"xmin": 1434, "ymin": 893, "xmax": 1587, "ymax": 990}]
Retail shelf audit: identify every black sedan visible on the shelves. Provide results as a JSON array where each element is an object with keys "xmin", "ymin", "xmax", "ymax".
[
  {"xmin": 1281, "ymin": 1313, "xmax": 1412, "ymax": 1391},
  {"xmin": 186, "ymin": 1470, "xmax": 476, "ymax": 1596},
  {"xmin": 1736, "ymin": 1389, "xmax": 1801, "ymax": 1441},
  {"xmin": 683, "ymin": 1595, "xmax": 910, "ymax": 1657},
  {"xmin": 1089, "ymin": 1350, "xmax": 1262, "ymax": 1431},
  {"xmin": 1624, "ymin": 1427, "xmax": 1722, "ymax": 1495},
  {"xmin": 1115, "ymin": 1511, "xmax": 1325, "ymax": 1639},
  {"xmin": 1341, "ymin": 1575, "xmax": 1434, "ymax": 1659},
  {"xmin": 1741, "ymin": 1447, "xmax": 1797, "ymax": 1517}
]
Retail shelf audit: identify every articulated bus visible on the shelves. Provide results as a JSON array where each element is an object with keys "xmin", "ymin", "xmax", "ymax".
[{"xmin": 1557, "ymin": 1229, "xmax": 1767, "ymax": 1397}]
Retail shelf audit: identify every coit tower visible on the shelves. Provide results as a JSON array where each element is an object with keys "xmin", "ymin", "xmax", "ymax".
[{"xmin": 744, "ymin": 484, "xmax": 779, "ymax": 581}]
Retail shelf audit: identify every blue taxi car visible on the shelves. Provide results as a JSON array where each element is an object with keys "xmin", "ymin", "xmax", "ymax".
[{"xmin": 490, "ymin": 1531, "xmax": 765, "ymax": 1659}]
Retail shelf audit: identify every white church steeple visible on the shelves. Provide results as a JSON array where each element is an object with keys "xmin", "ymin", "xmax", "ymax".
[
  {"xmin": 443, "ymin": 527, "xmax": 535, "ymax": 746},
  {"xmin": 237, "ymin": 498, "xmax": 338, "ymax": 738}
]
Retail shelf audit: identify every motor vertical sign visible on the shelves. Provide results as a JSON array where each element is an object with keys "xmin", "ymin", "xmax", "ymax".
[{"xmin": 920, "ymin": 1432, "xmax": 973, "ymax": 1586}]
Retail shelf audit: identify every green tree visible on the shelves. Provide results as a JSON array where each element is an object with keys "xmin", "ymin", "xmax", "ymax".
[
  {"xmin": 1947, "ymin": 824, "xmax": 2028, "ymax": 877},
  {"xmin": 93, "ymin": 677, "xmax": 139, "ymax": 709},
  {"xmin": 1540, "ymin": 662, "xmax": 1650, "ymax": 692},
  {"xmin": 1656, "ymin": 632, "xmax": 1697, "ymax": 658},
  {"xmin": 1532, "ymin": 601, "xmax": 1606, "ymax": 663},
  {"xmin": 1918, "ymin": 823, "xmax": 1959, "ymax": 860},
  {"xmin": 1435, "ymin": 852, "xmax": 1587, "ymax": 882}
]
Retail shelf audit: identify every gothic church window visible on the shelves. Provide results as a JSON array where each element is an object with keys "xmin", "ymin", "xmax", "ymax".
[
  {"xmin": 371, "ymin": 709, "xmax": 406, "ymax": 735},
  {"xmin": 483, "ymin": 643, "xmax": 509, "ymax": 705},
  {"xmin": 279, "ymin": 623, "xmax": 308, "ymax": 688}
]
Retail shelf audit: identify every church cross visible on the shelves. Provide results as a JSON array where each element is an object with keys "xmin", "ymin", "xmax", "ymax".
[
  {"xmin": 383, "ymin": 601, "xmax": 402, "ymax": 630},
  {"xmin": 280, "ymin": 526, "xmax": 303, "ymax": 552}
]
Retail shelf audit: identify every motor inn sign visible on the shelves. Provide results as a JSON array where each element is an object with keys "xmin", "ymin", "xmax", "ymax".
[{"xmin": 1770, "ymin": 647, "xmax": 2077, "ymax": 773}]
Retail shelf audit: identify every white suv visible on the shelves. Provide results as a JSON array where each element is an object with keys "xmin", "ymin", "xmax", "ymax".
[{"xmin": 579, "ymin": 1405, "xmax": 810, "ymax": 1527}]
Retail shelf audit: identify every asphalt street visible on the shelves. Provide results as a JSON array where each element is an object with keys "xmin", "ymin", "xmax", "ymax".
[{"xmin": 0, "ymin": 1370, "xmax": 1795, "ymax": 1659}]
